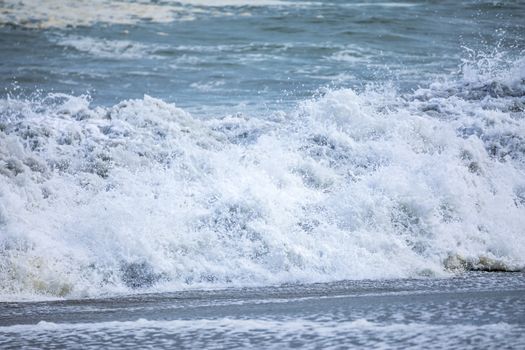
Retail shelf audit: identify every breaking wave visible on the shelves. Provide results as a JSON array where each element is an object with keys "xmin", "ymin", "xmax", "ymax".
[{"xmin": 0, "ymin": 53, "xmax": 524, "ymax": 300}]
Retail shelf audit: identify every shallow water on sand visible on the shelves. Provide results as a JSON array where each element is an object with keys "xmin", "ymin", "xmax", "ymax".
[{"xmin": 1, "ymin": 272, "xmax": 524, "ymax": 349}]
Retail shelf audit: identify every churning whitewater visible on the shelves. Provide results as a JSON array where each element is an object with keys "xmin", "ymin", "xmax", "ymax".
[{"xmin": 1, "ymin": 54, "xmax": 525, "ymax": 299}]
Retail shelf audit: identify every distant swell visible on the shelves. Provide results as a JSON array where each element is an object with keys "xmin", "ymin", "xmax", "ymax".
[{"xmin": 1, "ymin": 54, "xmax": 524, "ymax": 300}]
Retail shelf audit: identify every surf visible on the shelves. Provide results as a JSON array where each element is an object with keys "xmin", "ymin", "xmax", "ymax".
[{"xmin": 0, "ymin": 53, "xmax": 524, "ymax": 300}]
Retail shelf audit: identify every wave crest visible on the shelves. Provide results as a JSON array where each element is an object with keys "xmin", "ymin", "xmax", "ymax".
[{"xmin": 1, "ymin": 54, "xmax": 524, "ymax": 299}]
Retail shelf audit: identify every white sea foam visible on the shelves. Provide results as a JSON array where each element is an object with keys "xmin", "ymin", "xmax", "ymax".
[
  {"xmin": 0, "ymin": 0, "xmax": 180, "ymax": 29},
  {"xmin": 53, "ymin": 35, "xmax": 163, "ymax": 60},
  {"xmin": 0, "ymin": 318, "xmax": 521, "ymax": 350},
  {"xmin": 33, "ymin": 35, "xmax": 301, "ymax": 62},
  {"xmin": 344, "ymin": 2, "xmax": 419, "ymax": 7},
  {"xmin": 171, "ymin": 0, "xmax": 289, "ymax": 6},
  {"xmin": 190, "ymin": 80, "xmax": 227, "ymax": 92},
  {"xmin": 0, "ymin": 55, "xmax": 524, "ymax": 300},
  {"xmin": 0, "ymin": 0, "xmax": 297, "ymax": 29},
  {"xmin": 328, "ymin": 47, "xmax": 375, "ymax": 64}
]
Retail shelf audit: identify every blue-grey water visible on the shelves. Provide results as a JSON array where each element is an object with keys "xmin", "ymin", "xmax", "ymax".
[
  {"xmin": 1, "ymin": 0, "xmax": 525, "ymax": 349},
  {"xmin": 1, "ymin": 0, "xmax": 524, "ymax": 111},
  {"xmin": 1, "ymin": 273, "xmax": 525, "ymax": 349}
]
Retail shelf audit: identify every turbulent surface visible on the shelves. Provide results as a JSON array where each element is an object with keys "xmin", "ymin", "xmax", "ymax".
[
  {"xmin": 0, "ymin": 0, "xmax": 290, "ymax": 29},
  {"xmin": 0, "ymin": 0, "xmax": 525, "ymax": 300},
  {"xmin": 1, "ymin": 54, "xmax": 524, "ymax": 299}
]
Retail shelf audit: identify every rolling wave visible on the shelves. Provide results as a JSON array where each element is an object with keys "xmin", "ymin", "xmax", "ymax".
[{"xmin": 0, "ymin": 54, "xmax": 524, "ymax": 300}]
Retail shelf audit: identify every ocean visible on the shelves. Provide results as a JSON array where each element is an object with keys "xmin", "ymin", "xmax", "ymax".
[{"xmin": 0, "ymin": 0, "xmax": 524, "ymax": 348}]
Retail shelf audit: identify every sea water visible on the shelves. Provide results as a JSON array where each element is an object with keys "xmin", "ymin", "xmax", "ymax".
[
  {"xmin": 0, "ymin": 0, "xmax": 524, "ymax": 348},
  {"xmin": 1, "ymin": 273, "xmax": 525, "ymax": 349}
]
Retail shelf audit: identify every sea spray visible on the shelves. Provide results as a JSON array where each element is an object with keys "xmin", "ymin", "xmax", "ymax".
[{"xmin": 1, "ymin": 54, "xmax": 524, "ymax": 299}]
